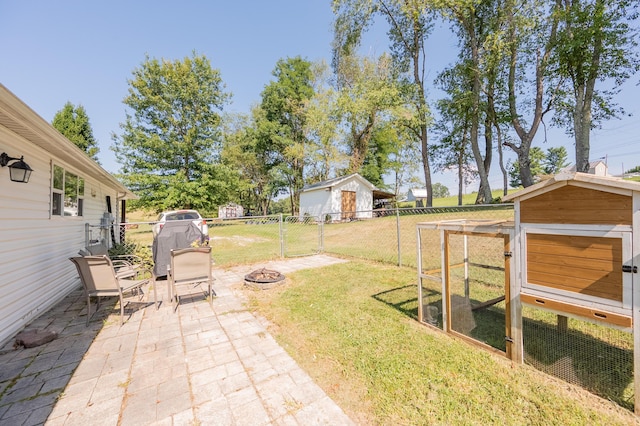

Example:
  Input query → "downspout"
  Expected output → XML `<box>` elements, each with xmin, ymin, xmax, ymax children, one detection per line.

<box><xmin>116</xmin><ymin>191</ymin><xmax>127</xmax><ymax>245</ymax></box>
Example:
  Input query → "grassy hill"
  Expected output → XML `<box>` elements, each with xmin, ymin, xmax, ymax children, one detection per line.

<box><xmin>403</xmin><ymin>188</ymin><xmax>520</xmax><ymax>208</ymax></box>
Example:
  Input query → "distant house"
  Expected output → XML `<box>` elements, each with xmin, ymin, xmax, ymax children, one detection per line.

<box><xmin>218</xmin><ymin>202</ymin><xmax>244</xmax><ymax>219</ymax></box>
<box><xmin>561</xmin><ymin>160</ymin><xmax>609</xmax><ymax>176</ymax></box>
<box><xmin>299</xmin><ymin>173</ymin><xmax>395</xmax><ymax>221</ymax></box>
<box><xmin>0</xmin><ymin>84</ymin><xmax>136</xmax><ymax>346</ymax></box>
<box><xmin>406</xmin><ymin>188</ymin><xmax>428</xmax><ymax>207</ymax></box>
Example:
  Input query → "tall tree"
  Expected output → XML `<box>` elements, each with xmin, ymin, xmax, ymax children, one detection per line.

<box><xmin>304</xmin><ymin>61</ymin><xmax>347</xmax><ymax>183</ymax></box>
<box><xmin>543</xmin><ymin>145</ymin><xmax>569</xmax><ymax>174</ymax></box>
<box><xmin>552</xmin><ymin>0</ymin><xmax>639</xmax><ymax>172</ymax></box>
<box><xmin>52</xmin><ymin>102</ymin><xmax>100</xmax><ymax>162</ymax></box>
<box><xmin>438</xmin><ymin>0</ymin><xmax>498</xmax><ymax>203</ymax></box>
<box><xmin>333</xmin><ymin>0</ymin><xmax>436</xmax><ymax>205</ymax></box>
<box><xmin>112</xmin><ymin>52</ymin><xmax>233</xmax><ymax>212</ymax></box>
<box><xmin>503</xmin><ymin>0</ymin><xmax>561</xmax><ymax>187</ymax></box>
<box><xmin>334</xmin><ymin>53</ymin><xmax>402</xmax><ymax>174</ymax></box>
<box><xmin>260</xmin><ymin>57</ymin><xmax>315</xmax><ymax>215</ymax></box>
<box><xmin>432</xmin><ymin>63</ymin><xmax>477</xmax><ymax>205</ymax></box>
<box><xmin>222</xmin><ymin>110</ymin><xmax>287</xmax><ymax>216</ymax></box>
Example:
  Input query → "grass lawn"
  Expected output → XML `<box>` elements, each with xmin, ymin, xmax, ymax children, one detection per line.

<box><xmin>423</xmin><ymin>189</ymin><xmax>519</xmax><ymax>207</ymax></box>
<box><xmin>244</xmin><ymin>259</ymin><xmax>636</xmax><ymax>425</ymax></box>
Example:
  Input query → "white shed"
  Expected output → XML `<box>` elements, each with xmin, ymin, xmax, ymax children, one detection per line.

<box><xmin>218</xmin><ymin>202</ymin><xmax>244</xmax><ymax>218</ymax></box>
<box><xmin>299</xmin><ymin>173</ymin><xmax>394</xmax><ymax>221</ymax></box>
<box><xmin>561</xmin><ymin>160</ymin><xmax>609</xmax><ymax>176</ymax></box>
<box><xmin>0</xmin><ymin>84</ymin><xmax>136</xmax><ymax>346</ymax></box>
<box><xmin>406</xmin><ymin>188</ymin><xmax>428</xmax><ymax>207</ymax></box>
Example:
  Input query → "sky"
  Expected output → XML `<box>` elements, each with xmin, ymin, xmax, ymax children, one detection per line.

<box><xmin>1</xmin><ymin>1</ymin><xmax>639</xmax><ymax>195</ymax></box>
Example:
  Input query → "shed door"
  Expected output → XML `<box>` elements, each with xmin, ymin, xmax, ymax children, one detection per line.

<box><xmin>341</xmin><ymin>191</ymin><xmax>356</xmax><ymax>220</ymax></box>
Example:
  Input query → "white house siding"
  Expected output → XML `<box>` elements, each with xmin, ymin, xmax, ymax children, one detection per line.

<box><xmin>0</xmin><ymin>94</ymin><xmax>129</xmax><ymax>346</ymax></box>
<box><xmin>299</xmin><ymin>189</ymin><xmax>331</xmax><ymax>219</ymax></box>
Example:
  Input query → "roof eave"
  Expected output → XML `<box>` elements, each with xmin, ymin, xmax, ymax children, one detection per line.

<box><xmin>503</xmin><ymin>171</ymin><xmax>640</xmax><ymax>201</ymax></box>
<box><xmin>0</xmin><ymin>84</ymin><xmax>135</xmax><ymax>199</ymax></box>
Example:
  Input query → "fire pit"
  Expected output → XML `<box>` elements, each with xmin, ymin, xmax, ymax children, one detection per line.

<box><xmin>244</xmin><ymin>268</ymin><xmax>286</xmax><ymax>290</ymax></box>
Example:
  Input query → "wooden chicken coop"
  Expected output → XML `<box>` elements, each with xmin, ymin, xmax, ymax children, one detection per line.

<box><xmin>417</xmin><ymin>172</ymin><xmax>640</xmax><ymax>413</ymax></box>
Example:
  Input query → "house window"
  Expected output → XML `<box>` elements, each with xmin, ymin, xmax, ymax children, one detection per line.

<box><xmin>52</xmin><ymin>165</ymin><xmax>84</xmax><ymax>217</ymax></box>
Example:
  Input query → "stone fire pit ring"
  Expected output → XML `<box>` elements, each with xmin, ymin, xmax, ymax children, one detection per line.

<box><xmin>244</xmin><ymin>268</ymin><xmax>286</xmax><ymax>290</ymax></box>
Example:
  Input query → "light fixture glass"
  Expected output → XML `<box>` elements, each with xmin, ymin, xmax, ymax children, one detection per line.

<box><xmin>0</xmin><ymin>152</ymin><xmax>33</xmax><ymax>183</ymax></box>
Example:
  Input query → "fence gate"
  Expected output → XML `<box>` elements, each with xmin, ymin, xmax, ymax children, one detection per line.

<box><xmin>283</xmin><ymin>215</ymin><xmax>322</xmax><ymax>257</ymax></box>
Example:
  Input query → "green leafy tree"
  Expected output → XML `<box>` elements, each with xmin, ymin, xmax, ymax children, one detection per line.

<box><xmin>334</xmin><ymin>53</ymin><xmax>402</xmax><ymax>174</ymax></box>
<box><xmin>112</xmin><ymin>52</ymin><xmax>233</xmax><ymax>212</ymax></box>
<box><xmin>222</xmin><ymin>109</ymin><xmax>287</xmax><ymax>216</ymax></box>
<box><xmin>260</xmin><ymin>57</ymin><xmax>315</xmax><ymax>215</ymax></box>
<box><xmin>508</xmin><ymin>146</ymin><xmax>567</xmax><ymax>187</ymax></box>
<box><xmin>552</xmin><ymin>0</ymin><xmax>639</xmax><ymax>173</ymax></box>
<box><xmin>304</xmin><ymin>61</ymin><xmax>347</xmax><ymax>183</ymax></box>
<box><xmin>543</xmin><ymin>146</ymin><xmax>569</xmax><ymax>174</ymax></box>
<box><xmin>432</xmin><ymin>62</ymin><xmax>479</xmax><ymax>205</ymax></box>
<box><xmin>437</xmin><ymin>0</ymin><xmax>506</xmax><ymax>203</ymax></box>
<box><xmin>359</xmin><ymin>124</ymin><xmax>398</xmax><ymax>188</ymax></box>
<box><xmin>333</xmin><ymin>0</ymin><xmax>435</xmax><ymax>205</ymax></box>
<box><xmin>432</xmin><ymin>182</ymin><xmax>450</xmax><ymax>198</ymax></box>
<box><xmin>52</xmin><ymin>102</ymin><xmax>100</xmax><ymax>162</ymax></box>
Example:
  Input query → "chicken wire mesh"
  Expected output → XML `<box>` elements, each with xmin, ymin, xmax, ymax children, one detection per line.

<box><xmin>522</xmin><ymin>305</ymin><xmax>634</xmax><ymax>410</ymax></box>
<box><xmin>418</xmin><ymin>226</ymin><xmax>444</xmax><ymax>329</ymax></box>
<box><xmin>446</xmin><ymin>233</ymin><xmax>508</xmax><ymax>352</ymax></box>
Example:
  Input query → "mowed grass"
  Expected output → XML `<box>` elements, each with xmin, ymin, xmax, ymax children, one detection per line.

<box><xmin>428</xmin><ymin>188</ymin><xmax>519</xmax><ymax>207</ymax></box>
<box><xmin>246</xmin><ymin>260</ymin><xmax>636</xmax><ymax>425</ymax></box>
<box><xmin>121</xmin><ymin>207</ymin><xmax>514</xmax><ymax>268</ymax></box>
<box><xmin>323</xmin><ymin>207</ymin><xmax>514</xmax><ymax>268</ymax></box>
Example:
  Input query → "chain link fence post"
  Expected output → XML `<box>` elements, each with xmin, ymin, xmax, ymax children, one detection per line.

<box><xmin>396</xmin><ymin>207</ymin><xmax>402</xmax><ymax>267</ymax></box>
<box><xmin>319</xmin><ymin>215</ymin><xmax>324</xmax><ymax>253</ymax></box>
<box><xmin>279</xmin><ymin>213</ymin><xmax>284</xmax><ymax>258</ymax></box>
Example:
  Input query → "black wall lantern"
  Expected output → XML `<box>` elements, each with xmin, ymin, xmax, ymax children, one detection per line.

<box><xmin>0</xmin><ymin>152</ymin><xmax>33</xmax><ymax>183</ymax></box>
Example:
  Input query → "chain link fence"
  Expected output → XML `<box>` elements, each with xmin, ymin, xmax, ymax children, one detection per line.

<box><xmin>322</xmin><ymin>204</ymin><xmax>514</xmax><ymax>268</ymax></box>
<box><xmin>111</xmin><ymin>204</ymin><xmax>514</xmax><ymax>268</ymax></box>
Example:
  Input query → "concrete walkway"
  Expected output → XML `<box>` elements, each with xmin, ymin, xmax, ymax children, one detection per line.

<box><xmin>0</xmin><ymin>255</ymin><xmax>353</xmax><ymax>426</ymax></box>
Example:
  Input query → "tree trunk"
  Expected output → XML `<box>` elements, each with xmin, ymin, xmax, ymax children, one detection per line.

<box><xmin>349</xmin><ymin>114</ymin><xmax>375</xmax><ymax>173</ymax></box>
<box><xmin>421</xmin><ymin>126</ymin><xmax>433</xmax><ymax>207</ymax></box>
<box><xmin>518</xmin><ymin>143</ymin><xmax>535</xmax><ymax>187</ymax></box>
<box><xmin>457</xmin><ymin>153</ymin><xmax>464</xmax><ymax>206</ymax></box>
<box><xmin>496</xmin><ymin>124</ymin><xmax>508</xmax><ymax>196</ymax></box>
<box><xmin>487</xmin><ymin>81</ymin><xmax>508</xmax><ymax>196</ymax></box>
<box><xmin>466</xmin><ymin>17</ymin><xmax>492</xmax><ymax>204</ymax></box>
<box><xmin>505</xmin><ymin>0</ymin><xmax>558</xmax><ymax>188</ymax></box>
<box><xmin>573</xmin><ymin>85</ymin><xmax>590</xmax><ymax>173</ymax></box>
